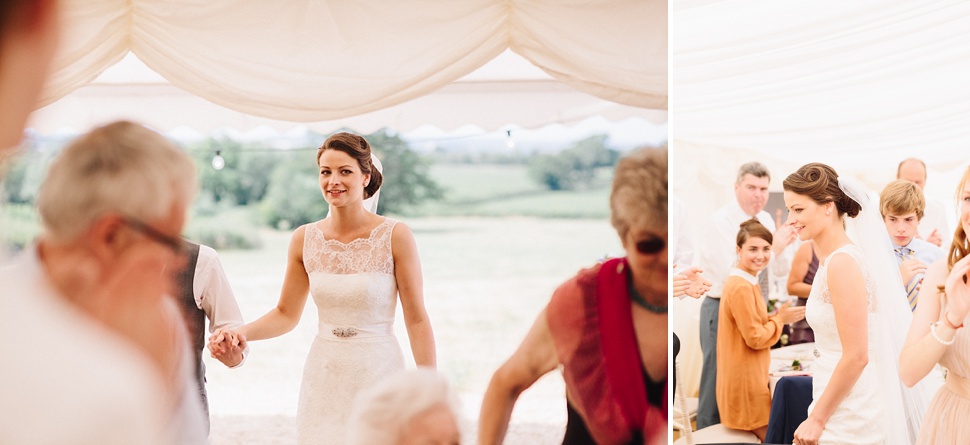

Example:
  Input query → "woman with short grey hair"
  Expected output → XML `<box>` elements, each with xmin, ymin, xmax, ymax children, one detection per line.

<box><xmin>347</xmin><ymin>368</ymin><xmax>461</xmax><ymax>445</ymax></box>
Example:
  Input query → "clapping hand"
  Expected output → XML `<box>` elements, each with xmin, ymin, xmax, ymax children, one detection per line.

<box><xmin>945</xmin><ymin>255</ymin><xmax>970</xmax><ymax>325</ymax></box>
<box><xmin>772</xmin><ymin>224</ymin><xmax>797</xmax><ymax>255</ymax></box>
<box><xmin>209</xmin><ymin>327</ymin><xmax>247</xmax><ymax>367</ymax></box>
<box><xmin>673</xmin><ymin>266</ymin><xmax>712</xmax><ymax>299</ymax></box>
<box><xmin>775</xmin><ymin>300</ymin><xmax>806</xmax><ymax>325</ymax></box>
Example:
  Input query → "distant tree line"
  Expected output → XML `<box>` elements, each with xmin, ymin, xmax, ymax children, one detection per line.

<box><xmin>527</xmin><ymin>135</ymin><xmax>621</xmax><ymax>190</ymax></box>
<box><xmin>190</xmin><ymin>129</ymin><xmax>446</xmax><ymax>229</ymax></box>
<box><xmin>1</xmin><ymin>130</ymin><xmax>624</xmax><ymax>240</ymax></box>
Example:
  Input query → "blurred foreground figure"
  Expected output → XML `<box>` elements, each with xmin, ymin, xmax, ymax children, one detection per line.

<box><xmin>0</xmin><ymin>0</ymin><xmax>60</xmax><ymax>153</ymax></box>
<box><xmin>0</xmin><ymin>121</ymin><xmax>206</xmax><ymax>444</ymax></box>
<box><xmin>347</xmin><ymin>368</ymin><xmax>461</xmax><ymax>445</ymax></box>
<box><xmin>479</xmin><ymin>147</ymin><xmax>669</xmax><ymax>445</ymax></box>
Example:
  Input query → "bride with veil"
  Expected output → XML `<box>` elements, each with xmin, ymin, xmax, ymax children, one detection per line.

<box><xmin>782</xmin><ymin>163</ymin><xmax>938</xmax><ymax>445</ymax></box>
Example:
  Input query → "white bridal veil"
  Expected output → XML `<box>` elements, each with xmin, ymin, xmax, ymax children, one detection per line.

<box><xmin>362</xmin><ymin>153</ymin><xmax>383</xmax><ymax>214</ymax></box>
<box><xmin>838</xmin><ymin>176</ymin><xmax>941</xmax><ymax>444</ymax></box>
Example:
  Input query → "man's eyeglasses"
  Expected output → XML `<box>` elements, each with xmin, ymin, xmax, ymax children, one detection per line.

<box><xmin>123</xmin><ymin>218</ymin><xmax>185</xmax><ymax>255</ymax></box>
<box><xmin>636</xmin><ymin>237</ymin><xmax>666</xmax><ymax>255</ymax></box>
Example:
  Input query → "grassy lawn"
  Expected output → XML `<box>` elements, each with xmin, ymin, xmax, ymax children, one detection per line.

<box><xmin>204</xmin><ymin>217</ymin><xmax>624</xmax><ymax>427</ymax></box>
<box><xmin>0</xmin><ymin>203</ymin><xmax>40</xmax><ymax>249</ymax></box>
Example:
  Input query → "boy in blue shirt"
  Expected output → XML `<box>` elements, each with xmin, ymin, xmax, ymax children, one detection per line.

<box><xmin>880</xmin><ymin>179</ymin><xmax>945</xmax><ymax>311</ymax></box>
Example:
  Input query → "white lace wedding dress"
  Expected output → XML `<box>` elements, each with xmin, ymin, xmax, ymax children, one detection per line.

<box><xmin>297</xmin><ymin>218</ymin><xmax>405</xmax><ymax>444</ymax></box>
<box><xmin>806</xmin><ymin>244</ymin><xmax>884</xmax><ymax>445</ymax></box>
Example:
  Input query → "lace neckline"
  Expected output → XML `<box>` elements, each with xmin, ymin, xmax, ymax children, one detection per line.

<box><xmin>314</xmin><ymin>218</ymin><xmax>388</xmax><ymax>246</ymax></box>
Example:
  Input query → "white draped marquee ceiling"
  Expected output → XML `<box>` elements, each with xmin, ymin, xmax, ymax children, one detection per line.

<box><xmin>29</xmin><ymin>0</ymin><xmax>666</xmax><ymax>134</ymax></box>
<box><xmin>673</xmin><ymin>0</ymin><xmax>970</xmax><ymax>190</ymax></box>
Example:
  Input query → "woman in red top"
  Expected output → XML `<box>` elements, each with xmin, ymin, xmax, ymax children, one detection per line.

<box><xmin>478</xmin><ymin>147</ymin><xmax>669</xmax><ymax>445</ymax></box>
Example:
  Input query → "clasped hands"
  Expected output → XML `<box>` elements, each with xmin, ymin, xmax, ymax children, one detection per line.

<box><xmin>208</xmin><ymin>327</ymin><xmax>247</xmax><ymax>368</ymax></box>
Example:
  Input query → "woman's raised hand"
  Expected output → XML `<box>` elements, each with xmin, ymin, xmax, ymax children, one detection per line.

<box><xmin>945</xmin><ymin>254</ymin><xmax>970</xmax><ymax>324</ymax></box>
<box><xmin>775</xmin><ymin>300</ymin><xmax>806</xmax><ymax>325</ymax></box>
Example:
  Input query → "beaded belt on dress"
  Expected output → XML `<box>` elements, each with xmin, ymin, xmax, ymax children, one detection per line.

<box><xmin>318</xmin><ymin>322</ymin><xmax>392</xmax><ymax>339</ymax></box>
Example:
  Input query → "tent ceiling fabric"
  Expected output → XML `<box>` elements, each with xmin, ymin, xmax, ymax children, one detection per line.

<box><xmin>38</xmin><ymin>0</ymin><xmax>666</xmax><ymax>128</ymax></box>
<box><xmin>673</xmin><ymin>0</ymin><xmax>970</xmax><ymax>168</ymax></box>
<box><xmin>672</xmin><ymin>0</ymin><xmax>970</xmax><ymax>245</ymax></box>
<box><xmin>29</xmin><ymin>74</ymin><xmax>665</xmax><ymax>135</ymax></box>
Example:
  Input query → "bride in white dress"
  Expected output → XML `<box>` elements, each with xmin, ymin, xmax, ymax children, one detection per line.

<box><xmin>782</xmin><ymin>163</ymin><xmax>936</xmax><ymax>445</ymax></box>
<box><xmin>210</xmin><ymin>132</ymin><xmax>437</xmax><ymax>444</ymax></box>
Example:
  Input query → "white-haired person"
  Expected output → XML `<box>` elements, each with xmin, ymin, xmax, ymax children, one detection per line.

<box><xmin>0</xmin><ymin>120</ymin><xmax>208</xmax><ymax>443</ymax></box>
<box><xmin>479</xmin><ymin>147</ymin><xmax>668</xmax><ymax>445</ymax></box>
<box><xmin>346</xmin><ymin>368</ymin><xmax>461</xmax><ymax>445</ymax></box>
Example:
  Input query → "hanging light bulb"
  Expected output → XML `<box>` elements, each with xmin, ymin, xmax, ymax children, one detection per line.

<box><xmin>505</xmin><ymin>129</ymin><xmax>515</xmax><ymax>149</ymax></box>
<box><xmin>211</xmin><ymin>150</ymin><xmax>225</xmax><ymax>170</ymax></box>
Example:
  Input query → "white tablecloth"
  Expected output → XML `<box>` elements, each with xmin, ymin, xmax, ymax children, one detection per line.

<box><xmin>769</xmin><ymin>342</ymin><xmax>815</xmax><ymax>394</ymax></box>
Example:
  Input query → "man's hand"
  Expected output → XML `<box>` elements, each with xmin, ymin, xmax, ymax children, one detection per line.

<box><xmin>674</xmin><ymin>266</ymin><xmax>712</xmax><ymax>299</ymax></box>
<box><xmin>899</xmin><ymin>258</ymin><xmax>928</xmax><ymax>289</ymax></box>
<box><xmin>772</xmin><ymin>224</ymin><xmax>797</xmax><ymax>255</ymax></box>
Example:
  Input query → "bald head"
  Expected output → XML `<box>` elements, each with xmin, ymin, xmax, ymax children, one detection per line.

<box><xmin>897</xmin><ymin>158</ymin><xmax>927</xmax><ymax>189</ymax></box>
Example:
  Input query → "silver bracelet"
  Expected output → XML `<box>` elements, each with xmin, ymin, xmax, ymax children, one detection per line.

<box><xmin>930</xmin><ymin>321</ymin><xmax>955</xmax><ymax>346</ymax></box>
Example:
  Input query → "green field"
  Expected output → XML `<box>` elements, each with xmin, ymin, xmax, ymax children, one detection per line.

<box><xmin>1</xmin><ymin>162</ymin><xmax>612</xmax><ymax>249</ymax></box>
<box><xmin>405</xmin><ymin>163</ymin><xmax>612</xmax><ymax>218</ymax></box>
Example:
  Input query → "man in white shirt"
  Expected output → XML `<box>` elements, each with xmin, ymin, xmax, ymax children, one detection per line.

<box><xmin>177</xmin><ymin>241</ymin><xmax>248</xmax><ymax>429</ymax></box>
<box><xmin>695</xmin><ymin>162</ymin><xmax>796</xmax><ymax>429</ymax></box>
<box><xmin>897</xmin><ymin>158</ymin><xmax>950</xmax><ymax>248</ymax></box>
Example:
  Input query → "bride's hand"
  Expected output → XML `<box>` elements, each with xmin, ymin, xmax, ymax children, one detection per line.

<box><xmin>792</xmin><ymin>415</ymin><xmax>824</xmax><ymax>445</ymax></box>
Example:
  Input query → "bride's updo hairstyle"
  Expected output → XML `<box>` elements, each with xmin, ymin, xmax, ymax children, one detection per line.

<box><xmin>317</xmin><ymin>132</ymin><xmax>383</xmax><ymax>199</ymax></box>
<box><xmin>782</xmin><ymin>162</ymin><xmax>861</xmax><ymax>218</ymax></box>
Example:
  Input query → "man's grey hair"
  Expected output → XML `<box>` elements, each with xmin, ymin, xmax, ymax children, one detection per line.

<box><xmin>36</xmin><ymin>120</ymin><xmax>197</xmax><ymax>241</ymax></box>
<box><xmin>736</xmin><ymin>161</ymin><xmax>771</xmax><ymax>184</ymax></box>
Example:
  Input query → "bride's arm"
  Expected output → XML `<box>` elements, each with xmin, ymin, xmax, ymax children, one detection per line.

<box><xmin>393</xmin><ymin>222</ymin><xmax>437</xmax><ymax>368</ymax></box>
<box><xmin>238</xmin><ymin>225</ymin><xmax>312</xmax><ymax>341</ymax></box>
<box><xmin>794</xmin><ymin>253</ymin><xmax>870</xmax><ymax>441</ymax></box>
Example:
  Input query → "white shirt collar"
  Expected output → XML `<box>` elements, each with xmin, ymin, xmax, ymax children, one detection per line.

<box><xmin>729</xmin><ymin>267</ymin><xmax>759</xmax><ymax>285</ymax></box>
